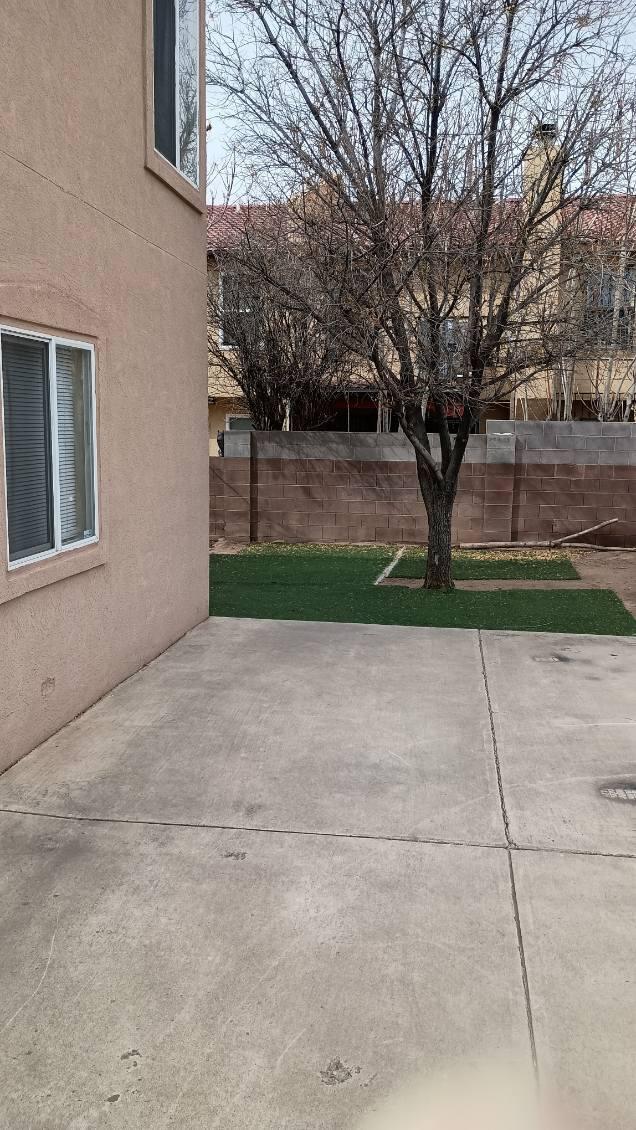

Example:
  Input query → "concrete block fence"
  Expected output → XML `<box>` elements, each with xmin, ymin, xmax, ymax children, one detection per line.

<box><xmin>209</xmin><ymin>424</ymin><xmax>636</xmax><ymax>547</ymax></box>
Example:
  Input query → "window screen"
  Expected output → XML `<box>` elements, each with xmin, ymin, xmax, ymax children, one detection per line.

<box><xmin>55</xmin><ymin>345</ymin><xmax>95</xmax><ymax>545</ymax></box>
<box><xmin>178</xmin><ymin>0</ymin><xmax>199</xmax><ymax>183</ymax></box>
<box><xmin>1</xmin><ymin>335</ymin><xmax>54</xmax><ymax>562</ymax></box>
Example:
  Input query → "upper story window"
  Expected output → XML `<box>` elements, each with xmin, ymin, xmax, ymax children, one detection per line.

<box><xmin>417</xmin><ymin>315</ymin><xmax>468</xmax><ymax>380</ymax></box>
<box><xmin>1</xmin><ymin>328</ymin><xmax>98</xmax><ymax>568</ymax></box>
<box><xmin>220</xmin><ymin>274</ymin><xmax>254</xmax><ymax>347</ymax></box>
<box><xmin>153</xmin><ymin>0</ymin><xmax>200</xmax><ymax>186</ymax></box>
<box><xmin>585</xmin><ymin>266</ymin><xmax>636</xmax><ymax>349</ymax></box>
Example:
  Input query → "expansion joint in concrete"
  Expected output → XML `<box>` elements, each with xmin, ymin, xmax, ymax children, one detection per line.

<box><xmin>478</xmin><ymin>629</ymin><xmax>539</xmax><ymax>1081</ymax></box>
<box><xmin>477</xmin><ymin>630</ymin><xmax>514</xmax><ymax>847</ymax></box>
<box><xmin>0</xmin><ymin>807</ymin><xmax>635</xmax><ymax>862</ymax></box>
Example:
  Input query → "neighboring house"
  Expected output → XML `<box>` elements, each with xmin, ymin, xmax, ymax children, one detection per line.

<box><xmin>207</xmin><ymin>207</ymin><xmax>264</xmax><ymax>449</ymax></box>
<box><xmin>207</xmin><ymin>180</ymin><xmax>636</xmax><ymax>451</ymax></box>
<box><xmin>0</xmin><ymin>0</ymin><xmax>209</xmax><ymax>770</ymax></box>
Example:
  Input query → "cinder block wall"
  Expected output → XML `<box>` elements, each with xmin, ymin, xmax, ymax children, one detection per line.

<box><xmin>490</xmin><ymin>421</ymin><xmax>636</xmax><ymax>547</ymax></box>
<box><xmin>210</xmin><ymin>457</ymin><xmax>251</xmax><ymax>542</ymax></box>
<box><xmin>209</xmin><ymin>424</ymin><xmax>636</xmax><ymax>546</ymax></box>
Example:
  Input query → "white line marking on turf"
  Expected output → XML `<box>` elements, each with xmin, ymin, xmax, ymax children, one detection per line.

<box><xmin>374</xmin><ymin>546</ymin><xmax>406</xmax><ymax>585</ymax></box>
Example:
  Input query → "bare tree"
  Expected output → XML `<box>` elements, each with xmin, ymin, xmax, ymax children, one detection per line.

<box><xmin>207</xmin><ymin>0</ymin><xmax>636</xmax><ymax>587</ymax></box>
<box><xmin>208</xmin><ymin>229</ymin><xmax>355</xmax><ymax>429</ymax></box>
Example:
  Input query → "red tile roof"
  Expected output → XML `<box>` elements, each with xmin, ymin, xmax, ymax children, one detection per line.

<box><xmin>207</xmin><ymin>204</ymin><xmax>280</xmax><ymax>254</ymax></box>
<box><xmin>207</xmin><ymin>194</ymin><xmax>636</xmax><ymax>255</ymax></box>
<box><xmin>571</xmin><ymin>194</ymin><xmax>636</xmax><ymax>241</ymax></box>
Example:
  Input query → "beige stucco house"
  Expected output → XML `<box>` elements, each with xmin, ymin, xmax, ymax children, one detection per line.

<box><xmin>207</xmin><ymin>181</ymin><xmax>636</xmax><ymax>447</ymax></box>
<box><xmin>0</xmin><ymin>0</ymin><xmax>209</xmax><ymax>771</ymax></box>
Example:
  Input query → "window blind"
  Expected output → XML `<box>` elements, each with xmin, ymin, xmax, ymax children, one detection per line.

<box><xmin>55</xmin><ymin>345</ymin><xmax>94</xmax><ymax>545</ymax></box>
<box><xmin>154</xmin><ymin>0</ymin><xmax>177</xmax><ymax>165</ymax></box>
<box><xmin>1</xmin><ymin>335</ymin><xmax>54</xmax><ymax>562</ymax></box>
<box><xmin>178</xmin><ymin>0</ymin><xmax>199</xmax><ymax>182</ymax></box>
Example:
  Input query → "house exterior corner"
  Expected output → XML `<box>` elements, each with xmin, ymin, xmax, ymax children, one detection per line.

<box><xmin>0</xmin><ymin>0</ymin><xmax>209</xmax><ymax>771</ymax></box>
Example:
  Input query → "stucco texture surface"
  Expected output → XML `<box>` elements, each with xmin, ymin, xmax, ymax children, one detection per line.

<box><xmin>0</xmin><ymin>0</ymin><xmax>209</xmax><ymax>769</ymax></box>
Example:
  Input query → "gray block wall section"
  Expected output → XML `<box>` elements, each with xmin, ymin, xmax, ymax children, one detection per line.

<box><xmin>224</xmin><ymin>430</ymin><xmax>490</xmax><ymax>463</ymax></box>
<box><xmin>223</xmin><ymin>432</ymin><xmax>252</xmax><ymax>459</ymax></box>
<box><xmin>486</xmin><ymin>420</ymin><xmax>636</xmax><ymax>465</ymax></box>
<box><xmin>223</xmin><ymin>424</ymin><xmax>636</xmax><ymax>466</ymax></box>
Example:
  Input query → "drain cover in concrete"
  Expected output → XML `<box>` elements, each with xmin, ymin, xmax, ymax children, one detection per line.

<box><xmin>599</xmin><ymin>785</ymin><xmax>636</xmax><ymax>802</ymax></box>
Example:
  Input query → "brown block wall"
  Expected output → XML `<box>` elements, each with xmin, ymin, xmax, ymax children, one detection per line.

<box><xmin>210</xmin><ymin>456</ymin><xmax>509</xmax><ymax>545</ymax></box>
<box><xmin>254</xmin><ymin>457</ymin><xmax>424</xmax><ymax>544</ymax></box>
<box><xmin>495</xmin><ymin>419</ymin><xmax>636</xmax><ymax>547</ymax></box>
<box><xmin>209</xmin><ymin>457</ymin><xmax>251</xmax><ymax>543</ymax></box>
<box><xmin>211</xmin><ymin>425</ymin><xmax>636</xmax><ymax>547</ymax></box>
<box><xmin>512</xmin><ymin>463</ymin><xmax>636</xmax><ymax>547</ymax></box>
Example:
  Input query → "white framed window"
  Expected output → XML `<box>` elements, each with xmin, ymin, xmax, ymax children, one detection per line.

<box><xmin>225</xmin><ymin>413</ymin><xmax>254</xmax><ymax>431</ymax></box>
<box><xmin>219</xmin><ymin>273</ymin><xmax>253</xmax><ymax>348</ymax></box>
<box><xmin>153</xmin><ymin>0</ymin><xmax>200</xmax><ymax>187</ymax></box>
<box><xmin>585</xmin><ymin>266</ymin><xmax>636</xmax><ymax>348</ymax></box>
<box><xmin>0</xmin><ymin>327</ymin><xmax>98</xmax><ymax>569</ymax></box>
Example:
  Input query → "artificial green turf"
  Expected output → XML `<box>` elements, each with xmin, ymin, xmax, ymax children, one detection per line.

<box><xmin>210</xmin><ymin>550</ymin><xmax>636</xmax><ymax>635</ymax></box>
<box><xmin>391</xmin><ymin>549</ymin><xmax>579</xmax><ymax>580</ymax></box>
<box><xmin>215</xmin><ymin>545</ymin><xmax>392</xmax><ymax>587</ymax></box>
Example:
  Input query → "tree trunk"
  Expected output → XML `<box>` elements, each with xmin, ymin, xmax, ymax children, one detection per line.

<box><xmin>413</xmin><ymin>449</ymin><xmax>457</xmax><ymax>590</ymax></box>
<box><xmin>424</xmin><ymin>487</ymin><xmax>455</xmax><ymax>590</ymax></box>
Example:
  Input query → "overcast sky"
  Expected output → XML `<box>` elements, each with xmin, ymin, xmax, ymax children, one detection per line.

<box><xmin>204</xmin><ymin>11</ymin><xmax>636</xmax><ymax>205</ymax></box>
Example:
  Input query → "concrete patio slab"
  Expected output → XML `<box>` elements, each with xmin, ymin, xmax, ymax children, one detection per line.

<box><xmin>513</xmin><ymin>851</ymin><xmax>636</xmax><ymax>1130</ymax></box>
<box><xmin>2</xmin><ymin>617</ymin><xmax>636</xmax><ymax>1128</ymax></box>
<box><xmin>481</xmin><ymin>631</ymin><xmax>636</xmax><ymax>854</ymax></box>
<box><xmin>0</xmin><ymin>812</ymin><xmax>529</xmax><ymax>1130</ymax></box>
<box><xmin>0</xmin><ymin>618</ymin><xmax>505</xmax><ymax>847</ymax></box>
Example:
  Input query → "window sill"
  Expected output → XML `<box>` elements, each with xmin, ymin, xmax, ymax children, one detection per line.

<box><xmin>0</xmin><ymin>539</ymin><xmax>106</xmax><ymax>607</ymax></box>
<box><xmin>145</xmin><ymin>147</ymin><xmax>206</xmax><ymax>214</ymax></box>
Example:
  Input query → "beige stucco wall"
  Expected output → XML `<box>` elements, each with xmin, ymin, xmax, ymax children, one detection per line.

<box><xmin>208</xmin><ymin>398</ymin><xmax>251</xmax><ymax>453</ymax></box>
<box><xmin>207</xmin><ymin>263</ymin><xmax>249</xmax><ymax>451</ymax></box>
<box><xmin>0</xmin><ymin>0</ymin><xmax>209</xmax><ymax>771</ymax></box>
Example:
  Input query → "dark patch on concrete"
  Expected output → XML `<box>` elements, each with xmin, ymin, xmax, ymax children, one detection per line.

<box><xmin>244</xmin><ymin>803</ymin><xmax>263</xmax><ymax>818</ymax></box>
<box><xmin>231</xmin><ymin>800</ymin><xmax>264</xmax><ymax>818</ymax></box>
<box><xmin>224</xmin><ymin>851</ymin><xmax>247</xmax><ymax>860</ymax></box>
<box><xmin>599</xmin><ymin>783</ymin><xmax>636</xmax><ymax>802</ymax></box>
<box><xmin>120</xmin><ymin>1050</ymin><xmax>141</xmax><ymax>1060</ymax></box>
<box><xmin>106</xmin><ymin>1094</ymin><xmax>120</xmax><ymax>1103</ymax></box>
<box><xmin>40</xmin><ymin>677</ymin><xmax>56</xmax><ymax>698</ymax></box>
<box><xmin>320</xmin><ymin>1058</ymin><xmax>359</xmax><ymax>1086</ymax></box>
